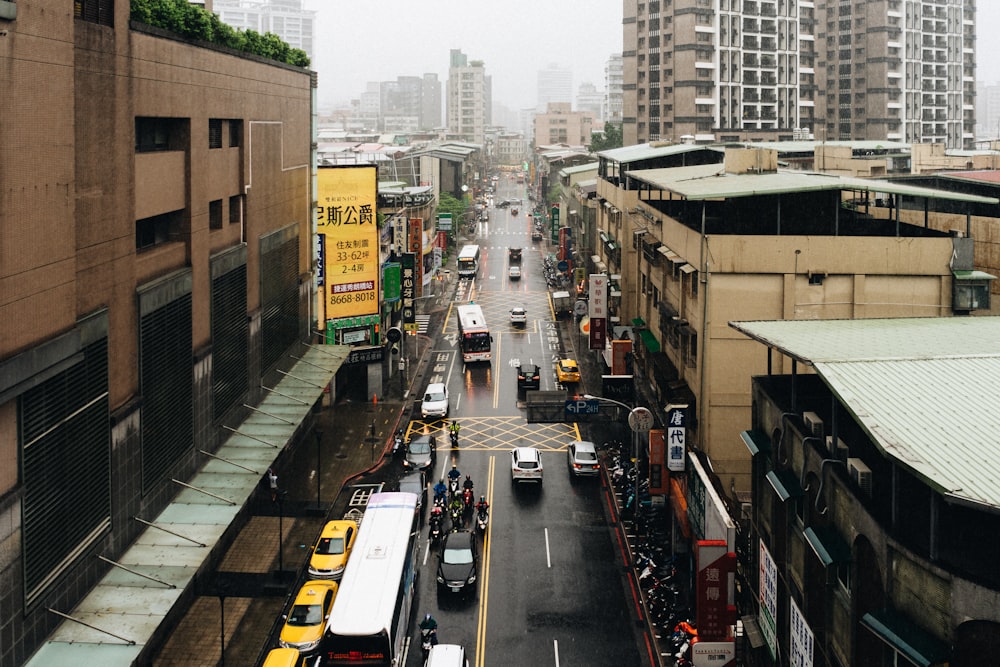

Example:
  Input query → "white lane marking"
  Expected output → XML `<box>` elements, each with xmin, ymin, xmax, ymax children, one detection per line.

<box><xmin>544</xmin><ymin>527</ymin><xmax>552</xmax><ymax>568</ymax></box>
<box><xmin>553</xmin><ymin>639</ymin><xmax>560</xmax><ymax>667</ymax></box>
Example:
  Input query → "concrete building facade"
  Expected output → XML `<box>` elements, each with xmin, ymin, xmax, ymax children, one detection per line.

<box><xmin>534</xmin><ymin>103</ymin><xmax>597</xmax><ymax>148</ymax></box>
<box><xmin>0</xmin><ymin>2</ymin><xmax>314</xmax><ymax>664</ymax></box>
<box><xmin>622</xmin><ymin>0</ymin><xmax>976</xmax><ymax>149</ymax></box>
<box><xmin>447</xmin><ymin>49</ymin><xmax>491</xmax><ymax>144</ymax></box>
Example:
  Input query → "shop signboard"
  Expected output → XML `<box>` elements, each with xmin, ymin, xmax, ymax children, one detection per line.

<box><xmin>666</xmin><ymin>404</ymin><xmax>688</xmax><ymax>472</ymax></box>
<box><xmin>760</xmin><ymin>541</ymin><xmax>778</xmax><ymax>660</ymax></box>
<box><xmin>402</xmin><ymin>253</ymin><xmax>417</xmax><ymax>332</ymax></box>
<box><xmin>790</xmin><ymin>598</ymin><xmax>814</xmax><ymax>667</ymax></box>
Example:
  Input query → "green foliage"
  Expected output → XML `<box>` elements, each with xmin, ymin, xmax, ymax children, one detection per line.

<box><xmin>437</xmin><ymin>192</ymin><xmax>467</xmax><ymax>220</ymax></box>
<box><xmin>130</xmin><ymin>0</ymin><xmax>310</xmax><ymax>68</ymax></box>
<box><xmin>590</xmin><ymin>122</ymin><xmax>624</xmax><ymax>152</ymax></box>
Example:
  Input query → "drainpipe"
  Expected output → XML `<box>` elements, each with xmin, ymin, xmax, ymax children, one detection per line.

<box><xmin>698</xmin><ymin>202</ymin><xmax>709</xmax><ymax>448</ymax></box>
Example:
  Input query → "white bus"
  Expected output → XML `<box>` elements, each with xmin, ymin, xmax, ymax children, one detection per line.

<box><xmin>320</xmin><ymin>492</ymin><xmax>419</xmax><ymax>667</ymax></box>
<box><xmin>456</xmin><ymin>245</ymin><xmax>481</xmax><ymax>278</ymax></box>
<box><xmin>456</xmin><ymin>303</ymin><xmax>492</xmax><ymax>363</ymax></box>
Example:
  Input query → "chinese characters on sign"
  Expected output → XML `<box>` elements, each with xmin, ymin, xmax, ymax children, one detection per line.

<box><xmin>589</xmin><ymin>273</ymin><xmax>607</xmax><ymax>351</ymax></box>
<box><xmin>789</xmin><ymin>598</ymin><xmax>814</xmax><ymax>667</ymax></box>
<box><xmin>317</xmin><ymin>166</ymin><xmax>379</xmax><ymax>320</ymax></box>
<box><xmin>695</xmin><ymin>540</ymin><xmax>736</xmax><ymax>641</ymax></box>
<box><xmin>401</xmin><ymin>253</ymin><xmax>417</xmax><ymax>332</ymax></box>
<box><xmin>760</xmin><ymin>541</ymin><xmax>778</xmax><ymax>660</ymax></box>
<box><xmin>666</xmin><ymin>404</ymin><xmax>688</xmax><ymax>472</ymax></box>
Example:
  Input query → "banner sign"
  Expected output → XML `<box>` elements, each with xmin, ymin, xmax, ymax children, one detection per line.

<box><xmin>408</xmin><ymin>218</ymin><xmax>423</xmax><ymax>298</ymax></box>
<box><xmin>648</xmin><ymin>429</ymin><xmax>666</xmax><ymax>495</ymax></box>
<box><xmin>317</xmin><ymin>166</ymin><xmax>379</xmax><ymax>319</ymax></box>
<box><xmin>402</xmin><ymin>253</ymin><xmax>417</xmax><ymax>331</ymax></box>
<box><xmin>589</xmin><ymin>316</ymin><xmax>606</xmax><ymax>351</ymax></box>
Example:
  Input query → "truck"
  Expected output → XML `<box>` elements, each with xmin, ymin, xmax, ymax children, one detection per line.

<box><xmin>551</xmin><ymin>290</ymin><xmax>572</xmax><ymax>316</ymax></box>
<box><xmin>508</xmin><ymin>247</ymin><xmax>522</xmax><ymax>264</ymax></box>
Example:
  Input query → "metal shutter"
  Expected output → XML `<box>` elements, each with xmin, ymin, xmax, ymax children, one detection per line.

<box><xmin>211</xmin><ymin>264</ymin><xmax>248</xmax><ymax>421</ymax></box>
<box><xmin>260</xmin><ymin>236</ymin><xmax>299</xmax><ymax>372</ymax></box>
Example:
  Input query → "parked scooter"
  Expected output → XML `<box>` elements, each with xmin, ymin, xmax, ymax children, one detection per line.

<box><xmin>392</xmin><ymin>428</ymin><xmax>404</xmax><ymax>456</ymax></box>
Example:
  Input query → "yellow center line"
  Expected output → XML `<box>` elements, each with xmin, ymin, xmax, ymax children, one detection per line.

<box><xmin>475</xmin><ymin>455</ymin><xmax>495</xmax><ymax>667</ymax></box>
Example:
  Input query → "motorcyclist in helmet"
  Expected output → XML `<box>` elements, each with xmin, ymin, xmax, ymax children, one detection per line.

<box><xmin>462</xmin><ymin>475</ymin><xmax>474</xmax><ymax>492</ymax></box>
<box><xmin>433</xmin><ymin>479</ymin><xmax>447</xmax><ymax>503</ymax></box>
<box><xmin>447</xmin><ymin>464</ymin><xmax>461</xmax><ymax>482</ymax></box>
<box><xmin>476</xmin><ymin>495</ymin><xmax>489</xmax><ymax>513</ymax></box>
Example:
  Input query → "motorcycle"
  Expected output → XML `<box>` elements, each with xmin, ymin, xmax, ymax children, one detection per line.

<box><xmin>421</xmin><ymin>627</ymin><xmax>438</xmax><ymax>658</ymax></box>
<box><xmin>449</xmin><ymin>505</ymin><xmax>464</xmax><ymax>530</ymax></box>
<box><xmin>449</xmin><ymin>430</ymin><xmax>459</xmax><ymax>448</ymax></box>
<box><xmin>448</xmin><ymin>477</ymin><xmax>460</xmax><ymax>498</ymax></box>
<box><xmin>428</xmin><ymin>514</ymin><xmax>443</xmax><ymax>543</ymax></box>
<box><xmin>392</xmin><ymin>429</ymin><xmax>404</xmax><ymax>456</ymax></box>
<box><xmin>462</xmin><ymin>487</ymin><xmax>474</xmax><ymax>510</ymax></box>
<box><xmin>476</xmin><ymin>506</ymin><xmax>489</xmax><ymax>533</ymax></box>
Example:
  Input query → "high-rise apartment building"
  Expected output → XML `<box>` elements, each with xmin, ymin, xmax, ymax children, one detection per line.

<box><xmin>577</xmin><ymin>82</ymin><xmax>605</xmax><ymax>124</ymax></box>
<box><xmin>380</xmin><ymin>75</ymin><xmax>441</xmax><ymax>132</ymax></box>
<box><xmin>605</xmin><ymin>53</ymin><xmax>624</xmax><ymax>125</ymax></box>
<box><xmin>623</xmin><ymin>0</ymin><xmax>976</xmax><ymax>149</ymax></box>
<box><xmin>213</xmin><ymin>0</ymin><xmax>315</xmax><ymax>61</ymax></box>
<box><xmin>537</xmin><ymin>63</ymin><xmax>574</xmax><ymax>111</ymax></box>
<box><xmin>447</xmin><ymin>49</ymin><xmax>491</xmax><ymax>144</ymax></box>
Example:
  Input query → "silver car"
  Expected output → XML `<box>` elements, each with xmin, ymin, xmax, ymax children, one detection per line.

<box><xmin>567</xmin><ymin>440</ymin><xmax>599</xmax><ymax>477</ymax></box>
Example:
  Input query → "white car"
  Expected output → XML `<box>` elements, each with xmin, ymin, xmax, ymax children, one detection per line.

<box><xmin>508</xmin><ymin>265</ymin><xmax>521</xmax><ymax>280</ymax></box>
<box><xmin>509</xmin><ymin>306</ymin><xmax>527</xmax><ymax>324</ymax></box>
<box><xmin>421</xmin><ymin>382</ymin><xmax>449</xmax><ymax>419</ymax></box>
<box><xmin>510</xmin><ymin>446</ymin><xmax>543</xmax><ymax>484</ymax></box>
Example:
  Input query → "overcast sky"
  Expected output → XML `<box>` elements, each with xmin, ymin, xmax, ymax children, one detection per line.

<box><xmin>304</xmin><ymin>2</ymin><xmax>1000</xmax><ymax>111</ymax></box>
<box><xmin>303</xmin><ymin>0</ymin><xmax>622</xmax><ymax>111</ymax></box>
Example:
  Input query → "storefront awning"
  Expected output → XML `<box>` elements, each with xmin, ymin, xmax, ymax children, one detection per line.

<box><xmin>766</xmin><ymin>468</ymin><xmax>804</xmax><ymax>502</ymax></box>
<box><xmin>804</xmin><ymin>526</ymin><xmax>851</xmax><ymax>566</ymax></box>
<box><xmin>632</xmin><ymin>317</ymin><xmax>646</xmax><ymax>326</ymax></box>
<box><xmin>637</xmin><ymin>328</ymin><xmax>661</xmax><ymax>353</ymax></box>
<box><xmin>740</xmin><ymin>429</ymin><xmax>772</xmax><ymax>456</ymax></box>
<box><xmin>679</xmin><ymin>263</ymin><xmax>696</xmax><ymax>275</ymax></box>
<box><xmin>861</xmin><ymin>609</ymin><xmax>950</xmax><ymax>667</ymax></box>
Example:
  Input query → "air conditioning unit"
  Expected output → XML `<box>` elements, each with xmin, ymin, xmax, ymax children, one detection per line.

<box><xmin>848</xmin><ymin>458</ymin><xmax>873</xmax><ymax>496</ymax></box>
<box><xmin>803</xmin><ymin>411</ymin><xmax>824</xmax><ymax>439</ymax></box>
<box><xmin>826</xmin><ymin>436</ymin><xmax>849</xmax><ymax>462</ymax></box>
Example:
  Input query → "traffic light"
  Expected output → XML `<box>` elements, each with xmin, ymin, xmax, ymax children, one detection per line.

<box><xmin>386</xmin><ymin>327</ymin><xmax>402</xmax><ymax>344</ymax></box>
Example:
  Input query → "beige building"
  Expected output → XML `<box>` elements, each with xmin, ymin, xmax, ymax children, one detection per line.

<box><xmin>534</xmin><ymin>103</ymin><xmax>596</xmax><ymax>148</ymax></box>
<box><xmin>1</xmin><ymin>2</ymin><xmax>317</xmax><ymax>664</ymax></box>
<box><xmin>447</xmin><ymin>49</ymin><xmax>491</xmax><ymax>144</ymax></box>
<box><xmin>623</xmin><ymin>0</ymin><xmax>977</xmax><ymax>149</ymax></box>
<box><xmin>593</xmin><ymin>146</ymin><xmax>995</xmax><ymax>496</ymax></box>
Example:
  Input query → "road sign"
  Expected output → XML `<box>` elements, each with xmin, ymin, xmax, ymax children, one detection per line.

<box><xmin>565</xmin><ymin>399</ymin><xmax>601</xmax><ymax>416</ymax></box>
<box><xmin>557</xmin><ymin>260</ymin><xmax>569</xmax><ymax>272</ymax></box>
<box><xmin>628</xmin><ymin>406</ymin><xmax>655</xmax><ymax>432</ymax></box>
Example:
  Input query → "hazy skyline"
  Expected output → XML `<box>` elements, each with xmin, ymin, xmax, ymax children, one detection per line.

<box><xmin>304</xmin><ymin>2</ymin><xmax>1000</xmax><ymax>115</ymax></box>
<box><xmin>303</xmin><ymin>0</ymin><xmax>622</xmax><ymax>112</ymax></box>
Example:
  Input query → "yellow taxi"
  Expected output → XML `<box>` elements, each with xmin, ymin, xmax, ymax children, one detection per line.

<box><xmin>262</xmin><ymin>647</ymin><xmax>300</xmax><ymax>667</ymax></box>
<box><xmin>555</xmin><ymin>358</ymin><xmax>581</xmax><ymax>384</ymax></box>
<box><xmin>278</xmin><ymin>580</ymin><xmax>338</xmax><ymax>654</ymax></box>
<box><xmin>307</xmin><ymin>520</ymin><xmax>357</xmax><ymax>579</ymax></box>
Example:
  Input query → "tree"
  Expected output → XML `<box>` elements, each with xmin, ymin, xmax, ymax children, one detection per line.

<box><xmin>590</xmin><ymin>122</ymin><xmax>624</xmax><ymax>152</ymax></box>
<box><xmin>437</xmin><ymin>192</ymin><xmax>467</xmax><ymax>221</ymax></box>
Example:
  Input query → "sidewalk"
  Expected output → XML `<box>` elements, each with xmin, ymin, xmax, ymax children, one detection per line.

<box><xmin>150</xmin><ymin>263</ymin><xmax>457</xmax><ymax>666</ymax></box>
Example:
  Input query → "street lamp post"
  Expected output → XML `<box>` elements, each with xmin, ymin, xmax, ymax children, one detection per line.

<box><xmin>584</xmin><ymin>394</ymin><xmax>654</xmax><ymax>522</ymax></box>
<box><xmin>315</xmin><ymin>427</ymin><xmax>323</xmax><ymax>509</ymax></box>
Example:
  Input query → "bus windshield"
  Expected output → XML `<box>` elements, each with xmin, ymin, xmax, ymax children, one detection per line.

<box><xmin>456</xmin><ymin>245</ymin><xmax>480</xmax><ymax>278</ymax></box>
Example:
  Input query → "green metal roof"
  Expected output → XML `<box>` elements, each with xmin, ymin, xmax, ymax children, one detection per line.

<box><xmin>861</xmin><ymin>609</ymin><xmax>950</xmax><ymax>667</ymax></box>
<box><xmin>626</xmin><ymin>165</ymin><xmax>999</xmax><ymax>205</ymax></box>
<box><xmin>730</xmin><ymin>317</ymin><xmax>1000</xmax><ymax>511</ymax></box>
<box><xmin>597</xmin><ymin>142</ymin><xmax>724</xmax><ymax>163</ymax></box>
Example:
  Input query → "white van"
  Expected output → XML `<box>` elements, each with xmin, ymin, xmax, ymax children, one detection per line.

<box><xmin>425</xmin><ymin>643</ymin><xmax>469</xmax><ymax>667</ymax></box>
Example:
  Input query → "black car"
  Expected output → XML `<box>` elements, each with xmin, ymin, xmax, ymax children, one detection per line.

<box><xmin>516</xmin><ymin>362</ymin><xmax>541</xmax><ymax>391</ymax></box>
<box><xmin>437</xmin><ymin>530</ymin><xmax>478</xmax><ymax>597</ymax></box>
<box><xmin>403</xmin><ymin>434</ymin><xmax>437</xmax><ymax>472</ymax></box>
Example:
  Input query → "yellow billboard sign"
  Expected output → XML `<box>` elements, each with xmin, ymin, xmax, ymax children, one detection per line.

<box><xmin>317</xmin><ymin>166</ymin><xmax>379</xmax><ymax>319</ymax></box>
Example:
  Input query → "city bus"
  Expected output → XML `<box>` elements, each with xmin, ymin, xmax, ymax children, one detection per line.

<box><xmin>456</xmin><ymin>245</ymin><xmax>481</xmax><ymax>278</ymax></box>
<box><xmin>456</xmin><ymin>303</ymin><xmax>492</xmax><ymax>363</ymax></box>
<box><xmin>320</xmin><ymin>492</ymin><xmax>419</xmax><ymax>667</ymax></box>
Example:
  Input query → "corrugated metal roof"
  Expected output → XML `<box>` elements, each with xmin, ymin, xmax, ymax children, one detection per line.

<box><xmin>597</xmin><ymin>142</ymin><xmax>724</xmax><ymax>163</ymax></box>
<box><xmin>559</xmin><ymin>162</ymin><xmax>599</xmax><ymax>176</ymax></box>
<box><xmin>729</xmin><ymin>317</ymin><xmax>1000</xmax><ymax>509</ymax></box>
<box><xmin>745</xmin><ymin>140</ymin><xmax>912</xmax><ymax>154</ymax></box>
<box><xmin>627</xmin><ymin>165</ymin><xmax>999</xmax><ymax>204</ymax></box>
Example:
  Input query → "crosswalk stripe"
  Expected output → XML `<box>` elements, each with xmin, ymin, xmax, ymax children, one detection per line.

<box><xmin>415</xmin><ymin>314</ymin><xmax>430</xmax><ymax>334</ymax></box>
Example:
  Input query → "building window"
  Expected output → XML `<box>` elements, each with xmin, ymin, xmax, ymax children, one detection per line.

<box><xmin>74</xmin><ymin>0</ymin><xmax>113</xmax><ymax>26</ymax></box>
<box><xmin>136</xmin><ymin>117</ymin><xmax>183</xmax><ymax>153</ymax></box>
<box><xmin>229</xmin><ymin>195</ymin><xmax>244</xmax><ymax>225</ymax></box>
<box><xmin>228</xmin><ymin>119</ymin><xmax>242</xmax><ymax>148</ymax></box>
<box><xmin>209</xmin><ymin>119</ymin><xmax>223</xmax><ymax>149</ymax></box>
<box><xmin>209</xmin><ymin>199</ymin><xmax>223</xmax><ymax>230</ymax></box>
<box><xmin>136</xmin><ymin>210</ymin><xmax>183</xmax><ymax>251</ymax></box>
